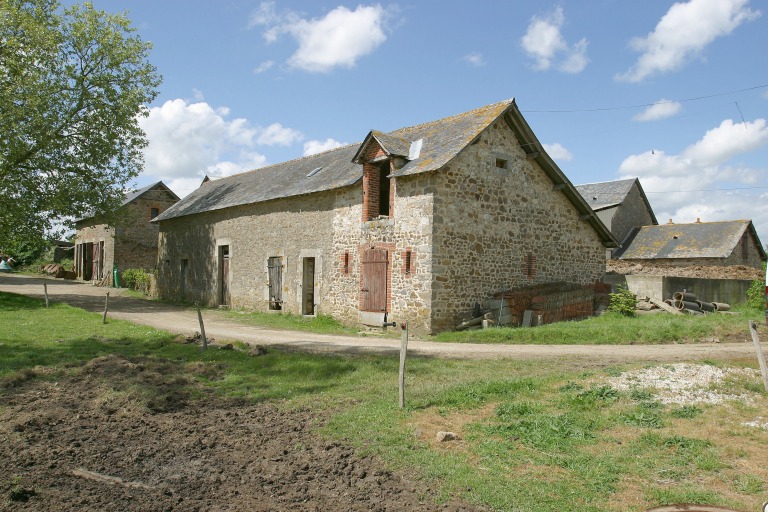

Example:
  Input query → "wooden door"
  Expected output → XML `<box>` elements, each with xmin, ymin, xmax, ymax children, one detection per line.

<box><xmin>302</xmin><ymin>257</ymin><xmax>315</xmax><ymax>315</ymax></box>
<box><xmin>219</xmin><ymin>246</ymin><xmax>230</xmax><ymax>306</ymax></box>
<box><xmin>361</xmin><ymin>248</ymin><xmax>388</xmax><ymax>312</ymax></box>
<box><xmin>268</xmin><ymin>256</ymin><xmax>282</xmax><ymax>310</ymax></box>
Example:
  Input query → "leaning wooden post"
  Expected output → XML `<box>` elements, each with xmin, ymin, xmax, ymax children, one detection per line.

<box><xmin>196</xmin><ymin>302</ymin><xmax>208</xmax><ymax>351</ymax></box>
<box><xmin>43</xmin><ymin>283</ymin><xmax>49</xmax><ymax>308</ymax></box>
<box><xmin>398</xmin><ymin>322</ymin><xmax>409</xmax><ymax>409</ymax></box>
<box><xmin>749</xmin><ymin>321</ymin><xmax>768</xmax><ymax>392</ymax></box>
<box><xmin>102</xmin><ymin>292</ymin><xmax>110</xmax><ymax>324</ymax></box>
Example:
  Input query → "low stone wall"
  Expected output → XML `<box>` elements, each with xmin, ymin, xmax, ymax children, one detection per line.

<box><xmin>623</xmin><ymin>275</ymin><xmax>752</xmax><ymax>305</ymax></box>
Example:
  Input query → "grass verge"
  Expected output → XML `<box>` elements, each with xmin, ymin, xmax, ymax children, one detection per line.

<box><xmin>1</xmin><ymin>290</ymin><xmax>766</xmax><ymax>511</ymax></box>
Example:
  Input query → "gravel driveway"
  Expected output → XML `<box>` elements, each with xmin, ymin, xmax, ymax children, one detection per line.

<box><xmin>1</xmin><ymin>273</ymin><xmax>761</xmax><ymax>364</ymax></box>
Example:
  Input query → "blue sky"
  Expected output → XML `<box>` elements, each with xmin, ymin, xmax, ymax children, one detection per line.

<box><xmin>75</xmin><ymin>0</ymin><xmax>768</xmax><ymax>244</ymax></box>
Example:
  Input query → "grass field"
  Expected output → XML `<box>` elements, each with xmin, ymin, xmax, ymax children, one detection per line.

<box><xmin>1</xmin><ymin>290</ymin><xmax>767</xmax><ymax>511</ymax></box>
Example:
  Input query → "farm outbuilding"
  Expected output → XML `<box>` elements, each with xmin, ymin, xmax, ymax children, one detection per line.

<box><xmin>74</xmin><ymin>181</ymin><xmax>179</xmax><ymax>285</ymax></box>
<box><xmin>153</xmin><ymin>99</ymin><xmax>617</xmax><ymax>334</ymax></box>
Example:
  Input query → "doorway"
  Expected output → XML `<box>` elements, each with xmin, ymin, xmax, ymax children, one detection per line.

<box><xmin>302</xmin><ymin>257</ymin><xmax>315</xmax><ymax>315</ymax></box>
<box><xmin>218</xmin><ymin>245</ymin><xmax>230</xmax><ymax>307</ymax></box>
<box><xmin>267</xmin><ymin>256</ymin><xmax>282</xmax><ymax>310</ymax></box>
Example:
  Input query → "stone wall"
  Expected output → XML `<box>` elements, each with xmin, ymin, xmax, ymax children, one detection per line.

<box><xmin>75</xmin><ymin>187</ymin><xmax>177</xmax><ymax>285</ymax></box>
<box><xmin>429</xmin><ymin>118</ymin><xmax>606</xmax><ymax>331</ymax></box>
<box><xmin>611</xmin><ymin>183</ymin><xmax>656</xmax><ymax>244</ymax></box>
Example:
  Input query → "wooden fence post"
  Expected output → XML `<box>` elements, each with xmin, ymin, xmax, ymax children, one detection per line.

<box><xmin>749</xmin><ymin>321</ymin><xmax>768</xmax><ymax>392</ymax></box>
<box><xmin>196</xmin><ymin>302</ymin><xmax>208</xmax><ymax>351</ymax></box>
<box><xmin>102</xmin><ymin>292</ymin><xmax>110</xmax><ymax>324</ymax></box>
<box><xmin>43</xmin><ymin>283</ymin><xmax>49</xmax><ymax>308</ymax></box>
<box><xmin>399</xmin><ymin>322</ymin><xmax>409</xmax><ymax>409</ymax></box>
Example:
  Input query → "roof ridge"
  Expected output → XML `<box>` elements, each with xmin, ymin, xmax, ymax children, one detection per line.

<box><xmin>211</xmin><ymin>142</ymin><xmax>361</xmax><ymax>181</ymax></box>
<box><xmin>388</xmin><ymin>98</ymin><xmax>515</xmax><ymax>136</ymax></box>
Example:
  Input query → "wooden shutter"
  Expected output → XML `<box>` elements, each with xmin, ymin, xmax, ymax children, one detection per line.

<box><xmin>361</xmin><ymin>248</ymin><xmax>388</xmax><ymax>312</ymax></box>
<box><xmin>268</xmin><ymin>256</ymin><xmax>283</xmax><ymax>309</ymax></box>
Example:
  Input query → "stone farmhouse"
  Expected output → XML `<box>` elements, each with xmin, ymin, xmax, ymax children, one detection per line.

<box><xmin>74</xmin><ymin>181</ymin><xmax>179</xmax><ymax>284</ymax></box>
<box><xmin>153</xmin><ymin>99</ymin><xmax>617</xmax><ymax>334</ymax></box>
<box><xmin>575</xmin><ymin>178</ymin><xmax>657</xmax><ymax>257</ymax></box>
<box><xmin>614</xmin><ymin>219</ymin><xmax>766</xmax><ymax>269</ymax></box>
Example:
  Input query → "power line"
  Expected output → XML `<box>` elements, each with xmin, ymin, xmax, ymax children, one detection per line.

<box><xmin>521</xmin><ymin>84</ymin><xmax>768</xmax><ymax>114</ymax></box>
<box><xmin>645</xmin><ymin>186</ymin><xmax>768</xmax><ymax>194</ymax></box>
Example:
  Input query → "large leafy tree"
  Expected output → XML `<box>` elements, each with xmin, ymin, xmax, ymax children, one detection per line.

<box><xmin>0</xmin><ymin>0</ymin><xmax>161</xmax><ymax>247</ymax></box>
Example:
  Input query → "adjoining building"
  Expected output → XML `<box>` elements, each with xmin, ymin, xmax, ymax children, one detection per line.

<box><xmin>575</xmin><ymin>178</ymin><xmax>657</xmax><ymax>258</ymax></box>
<box><xmin>74</xmin><ymin>181</ymin><xmax>179</xmax><ymax>285</ymax></box>
<box><xmin>153</xmin><ymin>99</ymin><xmax>617</xmax><ymax>333</ymax></box>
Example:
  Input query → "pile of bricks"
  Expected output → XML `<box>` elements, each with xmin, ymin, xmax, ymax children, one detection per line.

<box><xmin>491</xmin><ymin>282</ymin><xmax>596</xmax><ymax>326</ymax></box>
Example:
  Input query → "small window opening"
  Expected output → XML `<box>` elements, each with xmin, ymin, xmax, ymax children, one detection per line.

<box><xmin>342</xmin><ymin>251</ymin><xmax>350</xmax><ymax>275</ymax></box>
<box><xmin>524</xmin><ymin>253</ymin><xmax>536</xmax><ymax>279</ymax></box>
<box><xmin>405</xmin><ymin>251</ymin><xmax>413</xmax><ymax>276</ymax></box>
<box><xmin>150</xmin><ymin>207</ymin><xmax>159</xmax><ymax>219</ymax></box>
<box><xmin>495</xmin><ymin>158</ymin><xmax>508</xmax><ymax>169</ymax></box>
<box><xmin>378</xmin><ymin>161</ymin><xmax>390</xmax><ymax>217</ymax></box>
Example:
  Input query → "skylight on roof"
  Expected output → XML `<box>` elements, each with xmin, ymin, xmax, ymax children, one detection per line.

<box><xmin>306</xmin><ymin>167</ymin><xmax>323</xmax><ymax>177</ymax></box>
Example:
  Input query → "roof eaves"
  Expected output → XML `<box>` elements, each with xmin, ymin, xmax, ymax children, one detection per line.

<box><xmin>503</xmin><ymin>102</ymin><xmax>618</xmax><ymax>248</ymax></box>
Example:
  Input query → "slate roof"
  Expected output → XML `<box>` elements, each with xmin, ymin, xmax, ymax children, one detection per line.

<box><xmin>153</xmin><ymin>98</ymin><xmax>617</xmax><ymax>247</ymax></box>
<box><xmin>76</xmin><ymin>181</ymin><xmax>179</xmax><ymax>222</ymax></box>
<box><xmin>615</xmin><ymin>220</ymin><xmax>766</xmax><ymax>260</ymax></box>
<box><xmin>576</xmin><ymin>178</ymin><xmax>658</xmax><ymax>224</ymax></box>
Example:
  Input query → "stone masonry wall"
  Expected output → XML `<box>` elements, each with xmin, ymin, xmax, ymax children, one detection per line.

<box><xmin>611</xmin><ymin>183</ymin><xmax>656</xmax><ymax>243</ymax></box>
<box><xmin>75</xmin><ymin>187</ymin><xmax>177</xmax><ymax>285</ymax></box>
<box><xmin>157</xmin><ymin>160</ymin><xmax>435</xmax><ymax>333</ymax></box>
<box><xmin>430</xmin><ymin>119</ymin><xmax>606</xmax><ymax>332</ymax></box>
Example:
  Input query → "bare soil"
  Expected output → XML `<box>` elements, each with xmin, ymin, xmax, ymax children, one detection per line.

<box><xmin>0</xmin><ymin>355</ymin><xmax>480</xmax><ymax>511</ymax></box>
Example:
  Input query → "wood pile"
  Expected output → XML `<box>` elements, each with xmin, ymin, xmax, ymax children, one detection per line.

<box><xmin>40</xmin><ymin>264</ymin><xmax>76</xmax><ymax>280</ymax></box>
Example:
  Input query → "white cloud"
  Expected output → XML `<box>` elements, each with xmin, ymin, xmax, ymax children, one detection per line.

<box><xmin>254</xmin><ymin>60</ymin><xmax>274</xmax><ymax>73</ymax></box>
<box><xmin>543</xmin><ymin>142</ymin><xmax>573</xmax><ymax>161</ymax></box>
<box><xmin>303</xmin><ymin>138</ymin><xmax>346</xmax><ymax>156</ymax></box>
<box><xmin>618</xmin><ymin>117</ymin><xmax>768</xmax><ymax>242</ymax></box>
<box><xmin>463</xmin><ymin>52</ymin><xmax>486</xmax><ymax>67</ymax></box>
<box><xmin>520</xmin><ymin>7</ymin><xmax>589</xmax><ymax>73</ymax></box>
<box><xmin>250</xmin><ymin>3</ymin><xmax>390</xmax><ymax>73</ymax></box>
<box><xmin>634</xmin><ymin>99</ymin><xmax>683</xmax><ymax>122</ymax></box>
<box><xmin>138</xmin><ymin>99</ymin><xmax>303</xmax><ymax>195</ymax></box>
<box><xmin>256</xmin><ymin>122</ymin><xmax>303</xmax><ymax>146</ymax></box>
<box><xmin>616</xmin><ymin>0</ymin><xmax>761</xmax><ymax>82</ymax></box>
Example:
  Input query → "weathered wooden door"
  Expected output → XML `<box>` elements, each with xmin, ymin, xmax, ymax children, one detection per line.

<box><xmin>361</xmin><ymin>248</ymin><xmax>388</xmax><ymax>312</ymax></box>
<box><xmin>219</xmin><ymin>246</ymin><xmax>230</xmax><ymax>306</ymax></box>
<box><xmin>302</xmin><ymin>257</ymin><xmax>315</xmax><ymax>315</ymax></box>
<box><xmin>83</xmin><ymin>242</ymin><xmax>93</xmax><ymax>281</ymax></box>
<box><xmin>91</xmin><ymin>243</ymin><xmax>100</xmax><ymax>280</ymax></box>
<box><xmin>268</xmin><ymin>256</ymin><xmax>282</xmax><ymax>310</ymax></box>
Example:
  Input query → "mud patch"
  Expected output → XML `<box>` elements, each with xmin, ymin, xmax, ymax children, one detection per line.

<box><xmin>0</xmin><ymin>356</ymin><xmax>481</xmax><ymax>511</ymax></box>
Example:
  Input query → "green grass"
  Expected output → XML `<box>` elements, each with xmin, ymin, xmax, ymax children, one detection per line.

<box><xmin>2</xmin><ymin>290</ymin><xmax>767</xmax><ymax>511</ymax></box>
<box><xmin>222</xmin><ymin>308</ymin><xmax>360</xmax><ymax>336</ymax></box>
<box><xmin>433</xmin><ymin>308</ymin><xmax>763</xmax><ymax>344</ymax></box>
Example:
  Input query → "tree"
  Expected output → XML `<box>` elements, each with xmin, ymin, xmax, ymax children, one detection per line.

<box><xmin>0</xmin><ymin>0</ymin><xmax>161</xmax><ymax>247</ymax></box>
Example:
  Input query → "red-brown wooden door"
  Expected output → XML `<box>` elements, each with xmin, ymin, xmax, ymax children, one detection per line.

<box><xmin>361</xmin><ymin>248</ymin><xmax>388</xmax><ymax>312</ymax></box>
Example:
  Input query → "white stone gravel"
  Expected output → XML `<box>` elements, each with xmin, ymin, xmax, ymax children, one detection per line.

<box><xmin>605</xmin><ymin>363</ymin><xmax>760</xmax><ymax>405</ymax></box>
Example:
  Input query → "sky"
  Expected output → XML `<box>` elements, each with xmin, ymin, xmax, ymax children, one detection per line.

<box><xmin>70</xmin><ymin>0</ymin><xmax>768</xmax><ymax>245</ymax></box>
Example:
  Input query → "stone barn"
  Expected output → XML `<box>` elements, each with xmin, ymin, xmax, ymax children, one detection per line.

<box><xmin>153</xmin><ymin>99</ymin><xmax>617</xmax><ymax>334</ymax></box>
<box><xmin>575</xmin><ymin>178</ymin><xmax>657</xmax><ymax>257</ymax></box>
<box><xmin>75</xmin><ymin>181</ymin><xmax>179</xmax><ymax>285</ymax></box>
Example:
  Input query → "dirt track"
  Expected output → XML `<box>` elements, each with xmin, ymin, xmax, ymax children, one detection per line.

<box><xmin>0</xmin><ymin>273</ymin><xmax>761</xmax><ymax>364</ymax></box>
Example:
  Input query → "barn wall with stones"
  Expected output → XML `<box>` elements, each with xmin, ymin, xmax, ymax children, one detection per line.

<box><xmin>429</xmin><ymin>118</ymin><xmax>606</xmax><ymax>332</ymax></box>
<box><xmin>610</xmin><ymin>183</ymin><xmax>656</xmax><ymax>245</ymax></box>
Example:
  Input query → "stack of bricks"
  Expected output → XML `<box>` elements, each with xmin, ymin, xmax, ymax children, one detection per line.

<box><xmin>494</xmin><ymin>282</ymin><xmax>595</xmax><ymax>326</ymax></box>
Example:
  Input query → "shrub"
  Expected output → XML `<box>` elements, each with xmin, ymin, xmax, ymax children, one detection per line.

<box><xmin>608</xmin><ymin>286</ymin><xmax>637</xmax><ymax>317</ymax></box>
<box><xmin>121</xmin><ymin>268</ymin><xmax>152</xmax><ymax>293</ymax></box>
<box><xmin>745</xmin><ymin>262</ymin><xmax>766</xmax><ymax>310</ymax></box>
